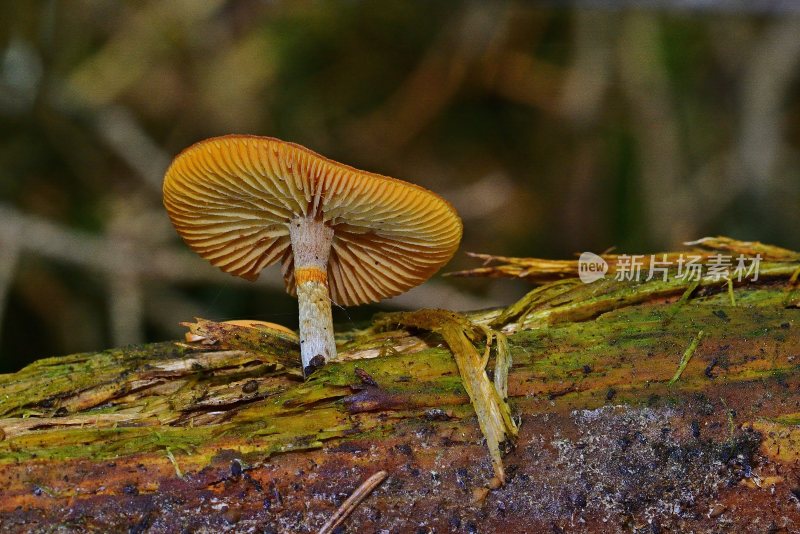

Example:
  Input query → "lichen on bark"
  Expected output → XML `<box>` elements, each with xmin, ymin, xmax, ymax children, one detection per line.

<box><xmin>1</xmin><ymin>238</ymin><xmax>799</xmax><ymax>532</ymax></box>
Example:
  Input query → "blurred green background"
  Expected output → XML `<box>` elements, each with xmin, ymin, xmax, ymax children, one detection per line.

<box><xmin>1</xmin><ymin>1</ymin><xmax>799</xmax><ymax>371</ymax></box>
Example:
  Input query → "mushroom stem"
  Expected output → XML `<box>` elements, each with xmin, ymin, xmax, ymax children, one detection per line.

<box><xmin>289</xmin><ymin>216</ymin><xmax>337</xmax><ymax>376</ymax></box>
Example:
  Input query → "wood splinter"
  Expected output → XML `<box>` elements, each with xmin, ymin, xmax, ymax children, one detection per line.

<box><xmin>318</xmin><ymin>470</ymin><xmax>388</xmax><ymax>534</ymax></box>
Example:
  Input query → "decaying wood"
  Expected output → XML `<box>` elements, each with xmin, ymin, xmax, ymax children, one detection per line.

<box><xmin>1</xmin><ymin>238</ymin><xmax>799</xmax><ymax>533</ymax></box>
<box><xmin>448</xmin><ymin>236</ymin><xmax>800</xmax><ymax>284</ymax></box>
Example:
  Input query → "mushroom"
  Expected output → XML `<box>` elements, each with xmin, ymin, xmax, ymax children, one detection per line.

<box><xmin>163</xmin><ymin>135</ymin><xmax>462</xmax><ymax>376</ymax></box>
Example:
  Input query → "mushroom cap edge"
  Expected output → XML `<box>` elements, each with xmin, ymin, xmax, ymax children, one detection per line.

<box><xmin>163</xmin><ymin>134</ymin><xmax>463</xmax><ymax>306</ymax></box>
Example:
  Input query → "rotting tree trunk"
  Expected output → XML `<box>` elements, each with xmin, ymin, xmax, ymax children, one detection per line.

<box><xmin>1</xmin><ymin>240</ymin><xmax>800</xmax><ymax>533</ymax></box>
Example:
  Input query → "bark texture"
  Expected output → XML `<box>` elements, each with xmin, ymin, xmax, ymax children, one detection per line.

<box><xmin>1</xmin><ymin>240</ymin><xmax>799</xmax><ymax>533</ymax></box>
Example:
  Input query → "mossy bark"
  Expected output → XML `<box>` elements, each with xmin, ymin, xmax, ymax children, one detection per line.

<box><xmin>1</xmin><ymin>241</ymin><xmax>799</xmax><ymax>532</ymax></box>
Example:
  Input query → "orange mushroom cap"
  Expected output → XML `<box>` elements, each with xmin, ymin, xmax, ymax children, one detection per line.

<box><xmin>163</xmin><ymin>135</ymin><xmax>463</xmax><ymax>306</ymax></box>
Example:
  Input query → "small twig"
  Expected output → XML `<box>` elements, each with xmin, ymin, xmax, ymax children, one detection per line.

<box><xmin>318</xmin><ymin>470</ymin><xmax>388</xmax><ymax>534</ymax></box>
<box><xmin>668</xmin><ymin>330</ymin><xmax>704</xmax><ymax>385</ymax></box>
<box><xmin>790</xmin><ymin>266</ymin><xmax>800</xmax><ymax>285</ymax></box>
<box><xmin>783</xmin><ymin>266</ymin><xmax>800</xmax><ymax>307</ymax></box>
<box><xmin>727</xmin><ymin>278</ymin><xmax>736</xmax><ymax>307</ymax></box>
<box><xmin>478</xmin><ymin>324</ymin><xmax>493</xmax><ymax>370</ymax></box>
<box><xmin>678</xmin><ymin>280</ymin><xmax>701</xmax><ymax>305</ymax></box>
<box><xmin>165</xmin><ymin>447</ymin><xmax>183</xmax><ymax>478</ymax></box>
<box><xmin>492</xmin><ymin>331</ymin><xmax>511</xmax><ymax>401</ymax></box>
<box><xmin>662</xmin><ymin>280</ymin><xmax>700</xmax><ymax>326</ymax></box>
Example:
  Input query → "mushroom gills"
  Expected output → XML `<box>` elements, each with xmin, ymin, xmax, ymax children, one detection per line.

<box><xmin>289</xmin><ymin>216</ymin><xmax>337</xmax><ymax>375</ymax></box>
<box><xmin>163</xmin><ymin>135</ymin><xmax>463</xmax><ymax>374</ymax></box>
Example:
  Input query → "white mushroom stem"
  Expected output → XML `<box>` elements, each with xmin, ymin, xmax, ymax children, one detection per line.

<box><xmin>289</xmin><ymin>216</ymin><xmax>337</xmax><ymax>375</ymax></box>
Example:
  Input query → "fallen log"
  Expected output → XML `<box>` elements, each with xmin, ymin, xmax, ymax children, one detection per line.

<box><xmin>1</xmin><ymin>239</ymin><xmax>799</xmax><ymax>533</ymax></box>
